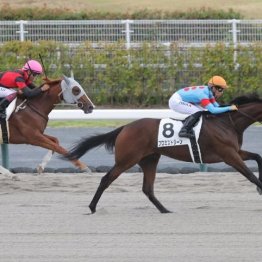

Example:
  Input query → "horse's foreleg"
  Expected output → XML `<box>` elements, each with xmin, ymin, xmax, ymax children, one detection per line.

<box><xmin>36</xmin><ymin>135</ymin><xmax>57</xmax><ymax>173</ymax></box>
<box><xmin>139</xmin><ymin>153</ymin><xmax>171</xmax><ymax>213</ymax></box>
<box><xmin>30</xmin><ymin>134</ymin><xmax>91</xmax><ymax>174</ymax></box>
<box><xmin>43</xmin><ymin>134</ymin><xmax>89</xmax><ymax>171</ymax></box>
<box><xmin>224</xmin><ymin>151</ymin><xmax>262</xmax><ymax>193</ymax></box>
<box><xmin>239</xmin><ymin>150</ymin><xmax>262</xmax><ymax>194</ymax></box>
<box><xmin>239</xmin><ymin>150</ymin><xmax>262</xmax><ymax>177</ymax></box>
<box><xmin>37</xmin><ymin>150</ymin><xmax>53</xmax><ymax>174</ymax></box>
<box><xmin>0</xmin><ymin>165</ymin><xmax>14</xmax><ymax>175</ymax></box>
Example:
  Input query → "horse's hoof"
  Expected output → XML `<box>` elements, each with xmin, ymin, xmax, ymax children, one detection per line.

<box><xmin>11</xmin><ymin>175</ymin><xmax>20</xmax><ymax>181</ymax></box>
<box><xmin>36</xmin><ymin>165</ymin><xmax>44</xmax><ymax>174</ymax></box>
<box><xmin>257</xmin><ymin>187</ymin><xmax>262</xmax><ymax>195</ymax></box>
<box><xmin>89</xmin><ymin>205</ymin><xmax>96</xmax><ymax>214</ymax></box>
<box><xmin>161</xmin><ymin>209</ymin><xmax>172</xmax><ymax>214</ymax></box>
<box><xmin>0</xmin><ymin>166</ymin><xmax>14</xmax><ymax>176</ymax></box>
<box><xmin>80</xmin><ymin>166</ymin><xmax>92</xmax><ymax>175</ymax></box>
<box><xmin>84</xmin><ymin>212</ymin><xmax>94</xmax><ymax>216</ymax></box>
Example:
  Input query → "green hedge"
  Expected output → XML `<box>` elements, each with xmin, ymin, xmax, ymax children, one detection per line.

<box><xmin>0</xmin><ymin>5</ymin><xmax>243</xmax><ymax>20</ymax></box>
<box><xmin>0</xmin><ymin>41</ymin><xmax>261</xmax><ymax>106</ymax></box>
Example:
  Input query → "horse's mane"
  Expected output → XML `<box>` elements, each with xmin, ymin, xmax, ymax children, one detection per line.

<box><xmin>43</xmin><ymin>77</ymin><xmax>62</xmax><ymax>85</ymax></box>
<box><xmin>230</xmin><ymin>93</ymin><xmax>262</xmax><ymax>106</ymax></box>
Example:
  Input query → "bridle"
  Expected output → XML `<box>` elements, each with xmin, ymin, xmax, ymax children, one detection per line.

<box><xmin>15</xmin><ymin>78</ymin><xmax>93</xmax><ymax>119</ymax></box>
<box><xmin>57</xmin><ymin>87</ymin><xmax>86</xmax><ymax>109</ymax></box>
<box><xmin>58</xmin><ymin>89</ymin><xmax>63</xmax><ymax>102</ymax></box>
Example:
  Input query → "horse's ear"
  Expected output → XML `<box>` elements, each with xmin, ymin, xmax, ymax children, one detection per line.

<box><xmin>63</xmin><ymin>75</ymin><xmax>71</xmax><ymax>86</ymax></box>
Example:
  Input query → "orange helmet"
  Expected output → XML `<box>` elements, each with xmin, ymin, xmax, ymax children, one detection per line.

<box><xmin>208</xmin><ymin>76</ymin><xmax>228</xmax><ymax>89</ymax></box>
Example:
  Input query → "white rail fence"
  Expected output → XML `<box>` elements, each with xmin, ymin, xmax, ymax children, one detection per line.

<box><xmin>48</xmin><ymin>109</ymin><xmax>179</xmax><ymax>120</ymax></box>
<box><xmin>1</xmin><ymin>19</ymin><xmax>262</xmax><ymax>46</ymax></box>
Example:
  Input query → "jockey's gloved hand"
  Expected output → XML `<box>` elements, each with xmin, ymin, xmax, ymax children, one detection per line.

<box><xmin>40</xmin><ymin>84</ymin><xmax>50</xmax><ymax>92</ymax></box>
<box><xmin>230</xmin><ymin>104</ymin><xmax>238</xmax><ymax>111</ymax></box>
<box><xmin>28</xmin><ymin>83</ymin><xmax>37</xmax><ymax>89</ymax></box>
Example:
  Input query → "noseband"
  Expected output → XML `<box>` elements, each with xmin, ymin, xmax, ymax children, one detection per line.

<box><xmin>58</xmin><ymin>89</ymin><xmax>85</xmax><ymax>109</ymax></box>
<box><xmin>77</xmin><ymin>101</ymin><xmax>84</xmax><ymax>109</ymax></box>
<box><xmin>58</xmin><ymin>89</ymin><xmax>63</xmax><ymax>102</ymax></box>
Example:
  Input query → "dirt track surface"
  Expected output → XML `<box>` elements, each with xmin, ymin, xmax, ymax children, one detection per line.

<box><xmin>0</xmin><ymin>172</ymin><xmax>262</xmax><ymax>262</ymax></box>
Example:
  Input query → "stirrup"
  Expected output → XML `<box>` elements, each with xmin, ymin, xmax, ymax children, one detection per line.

<box><xmin>0</xmin><ymin>111</ymin><xmax>6</xmax><ymax>120</ymax></box>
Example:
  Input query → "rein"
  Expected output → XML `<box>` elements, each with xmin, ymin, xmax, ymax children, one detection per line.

<box><xmin>237</xmin><ymin>110</ymin><xmax>262</xmax><ymax>124</ymax></box>
<box><xmin>228</xmin><ymin>109</ymin><xmax>262</xmax><ymax>131</ymax></box>
<box><xmin>228</xmin><ymin>113</ymin><xmax>239</xmax><ymax>134</ymax></box>
<box><xmin>26</xmin><ymin>82</ymin><xmax>66</xmax><ymax>121</ymax></box>
<box><xmin>27</xmin><ymin>102</ymin><xmax>49</xmax><ymax>122</ymax></box>
<box><xmin>58</xmin><ymin>89</ymin><xmax>63</xmax><ymax>101</ymax></box>
<box><xmin>16</xmin><ymin>82</ymin><xmax>64</xmax><ymax>122</ymax></box>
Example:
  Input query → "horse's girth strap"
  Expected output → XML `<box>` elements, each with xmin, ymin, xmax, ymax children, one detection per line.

<box><xmin>0</xmin><ymin>118</ymin><xmax>9</xmax><ymax>144</ymax></box>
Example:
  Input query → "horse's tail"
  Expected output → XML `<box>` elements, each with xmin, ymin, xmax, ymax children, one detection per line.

<box><xmin>65</xmin><ymin>126</ymin><xmax>124</xmax><ymax>160</ymax></box>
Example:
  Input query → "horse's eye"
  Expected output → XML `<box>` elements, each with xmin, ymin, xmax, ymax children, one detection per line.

<box><xmin>72</xmin><ymin>86</ymin><xmax>81</xmax><ymax>96</ymax></box>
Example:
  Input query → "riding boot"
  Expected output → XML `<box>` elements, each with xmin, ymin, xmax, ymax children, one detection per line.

<box><xmin>0</xmin><ymin>98</ymin><xmax>11</xmax><ymax>120</ymax></box>
<box><xmin>178</xmin><ymin>111</ymin><xmax>203</xmax><ymax>138</ymax></box>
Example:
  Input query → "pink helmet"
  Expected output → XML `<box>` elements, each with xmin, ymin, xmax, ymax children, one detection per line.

<box><xmin>23</xmin><ymin>60</ymin><xmax>43</xmax><ymax>74</ymax></box>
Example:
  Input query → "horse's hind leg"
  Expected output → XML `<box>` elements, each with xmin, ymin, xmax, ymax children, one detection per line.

<box><xmin>89</xmin><ymin>165</ymin><xmax>125</xmax><ymax>213</ymax></box>
<box><xmin>139</xmin><ymin>153</ymin><xmax>171</xmax><ymax>213</ymax></box>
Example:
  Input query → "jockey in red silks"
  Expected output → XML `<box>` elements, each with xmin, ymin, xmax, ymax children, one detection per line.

<box><xmin>0</xmin><ymin>59</ymin><xmax>50</xmax><ymax>119</ymax></box>
<box><xmin>169</xmin><ymin>75</ymin><xmax>238</xmax><ymax>138</ymax></box>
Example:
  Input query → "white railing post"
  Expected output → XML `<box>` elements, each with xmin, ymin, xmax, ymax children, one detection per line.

<box><xmin>122</xmin><ymin>19</ymin><xmax>134</xmax><ymax>49</ymax></box>
<box><xmin>229</xmin><ymin>19</ymin><xmax>240</xmax><ymax>66</ymax></box>
<box><xmin>15</xmin><ymin>20</ymin><xmax>28</xmax><ymax>42</ymax></box>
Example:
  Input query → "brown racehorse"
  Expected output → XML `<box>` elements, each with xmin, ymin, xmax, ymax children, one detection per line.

<box><xmin>65</xmin><ymin>94</ymin><xmax>262</xmax><ymax>214</ymax></box>
<box><xmin>3</xmin><ymin>75</ymin><xmax>94</xmax><ymax>173</ymax></box>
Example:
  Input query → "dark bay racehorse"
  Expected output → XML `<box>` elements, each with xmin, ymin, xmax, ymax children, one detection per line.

<box><xmin>65</xmin><ymin>94</ymin><xmax>262</xmax><ymax>213</ymax></box>
<box><xmin>3</xmin><ymin>76</ymin><xmax>94</xmax><ymax>173</ymax></box>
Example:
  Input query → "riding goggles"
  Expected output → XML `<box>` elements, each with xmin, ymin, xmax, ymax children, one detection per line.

<box><xmin>214</xmin><ymin>86</ymin><xmax>224</xmax><ymax>93</ymax></box>
<box><xmin>31</xmin><ymin>72</ymin><xmax>41</xmax><ymax>77</ymax></box>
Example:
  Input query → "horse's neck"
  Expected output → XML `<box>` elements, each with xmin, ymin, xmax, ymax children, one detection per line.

<box><xmin>24</xmin><ymin>86</ymin><xmax>61</xmax><ymax>115</ymax></box>
<box><xmin>232</xmin><ymin>103</ymin><xmax>261</xmax><ymax>131</ymax></box>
